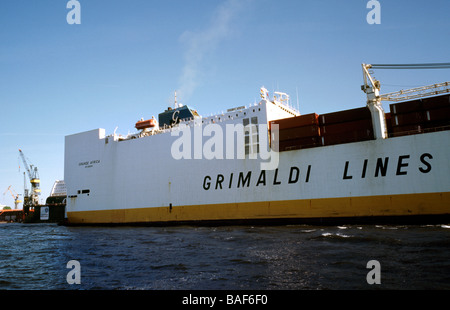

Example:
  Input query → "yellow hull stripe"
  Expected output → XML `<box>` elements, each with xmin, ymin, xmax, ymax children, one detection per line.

<box><xmin>67</xmin><ymin>192</ymin><xmax>450</xmax><ymax>224</ymax></box>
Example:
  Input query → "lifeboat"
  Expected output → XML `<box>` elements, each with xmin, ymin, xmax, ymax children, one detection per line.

<box><xmin>135</xmin><ymin>118</ymin><xmax>157</xmax><ymax>130</ymax></box>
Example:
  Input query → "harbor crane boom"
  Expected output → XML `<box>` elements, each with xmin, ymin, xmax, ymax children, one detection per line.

<box><xmin>3</xmin><ymin>186</ymin><xmax>22</xmax><ymax>209</ymax></box>
<box><xmin>362</xmin><ymin>63</ymin><xmax>450</xmax><ymax>102</ymax></box>
<box><xmin>361</xmin><ymin>62</ymin><xmax>450</xmax><ymax>140</ymax></box>
<box><xmin>18</xmin><ymin>149</ymin><xmax>41</xmax><ymax>206</ymax></box>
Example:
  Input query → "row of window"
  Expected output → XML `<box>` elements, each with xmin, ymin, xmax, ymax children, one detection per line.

<box><xmin>203</xmin><ymin>107</ymin><xmax>262</xmax><ymax>124</ymax></box>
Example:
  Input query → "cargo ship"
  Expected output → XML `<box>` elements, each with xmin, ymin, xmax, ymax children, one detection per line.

<box><xmin>63</xmin><ymin>64</ymin><xmax>450</xmax><ymax>225</ymax></box>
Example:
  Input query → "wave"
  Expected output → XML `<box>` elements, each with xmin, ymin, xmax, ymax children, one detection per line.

<box><xmin>321</xmin><ymin>232</ymin><xmax>351</xmax><ymax>238</ymax></box>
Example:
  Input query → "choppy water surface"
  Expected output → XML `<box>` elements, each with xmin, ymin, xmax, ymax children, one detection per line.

<box><xmin>1</xmin><ymin>223</ymin><xmax>449</xmax><ymax>289</ymax></box>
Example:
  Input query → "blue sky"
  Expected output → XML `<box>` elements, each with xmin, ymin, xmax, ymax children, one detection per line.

<box><xmin>1</xmin><ymin>0</ymin><xmax>449</xmax><ymax>207</ymax></box>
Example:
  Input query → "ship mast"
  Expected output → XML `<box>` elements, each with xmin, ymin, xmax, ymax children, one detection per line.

<box><xmin>174</xmin><ymin>90</ymin><xmax>178</xmax><ymax>108</ymax></box>
<box><xmin>361</xmin><ymin>63</ymin><xmax>387</xmax><ymax>139</ymax></box>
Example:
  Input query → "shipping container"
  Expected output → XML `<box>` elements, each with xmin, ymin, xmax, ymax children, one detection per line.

<box><xmin>390</xmin><ymin>99</ymin><xmax>423</xmax><ymax>115</ymax></box>
<box><xmin>321</xmin><ymin>119</ymin><xmax>373</xmax><ymax>135</ymax></box>
<box><xmin>391</xmin><ymin>112</ymin><xmax>424</xmax><ymax>126</ymax></box>
<box><xmin>424</xmin><ymin>107</ymin><xmax>450</xmax><ymax>122</ymax></box>
<box><xmin>270</xmin><ymin>113</ymin><xmax>319</xmax><ymax>130</ymax></box>
<box><xmin>278</xmin><ymin>125</ymin><xmax>321</xmax><ymax>140</ymax></box>
<box><xmin>422</xmin><ymin>94</ymin><xmax>450</xmax><ymax>110</ymax></box>
<box><xmin>294</xmin><ymin>113</ymin><xmax>320</xmax><ymax>126</ymax></box>
<box><xmin>422</xmin><ymin>120</ymin><xmax>450</xmax><ymax>130</ymax></box>
<box><xmin>385</xmin><ymin>113</ymin><xmax>393</xmax><ymax>136</ymax></box>
<box><xmin>319</xmin><ymin>107</ymin><xmax>371</xmax><ymax>125</ymax></box>
<box><xmin>278</xmin><ymin>136</ymin><xmax>322</xmax><ymax>152</ymax></box>
<box><xmin>391</xmin><ymin>124</ymin><xmax>423</xmax><ymax>137</ymax></box>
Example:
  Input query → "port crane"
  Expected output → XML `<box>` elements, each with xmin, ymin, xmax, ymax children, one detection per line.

<box><xmin>3</xmin><ymin>186</ymin><xmax>22</xmax><ymax>209</ymax></box>
<box><xmin>18</xmin><ymin>149</ymin><xmax>41</xmax><ymax>207</ymax></box>
<box><xmin>361</xmin><ymin>62</ymin><xmax>450</xmax><ymax>139</ymax></box>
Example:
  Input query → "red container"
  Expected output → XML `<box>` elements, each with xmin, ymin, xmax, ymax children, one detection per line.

<box><xmin>270</xmin><ymin>113</ymin><xmax>319</xmax><ymax>130</ymax></box>
<box><xmin>424</xmin><ymin>107</ymin><xmax>450</xmax><ymax>122</ymax></box>
<box><xmin>390</xmin><ymin>99</ymin><xmax>423</xmax><ymax>115</ymax></box>
<box><xmin>422</xmin><ymin>94</ymin><xmax>450</xmax><ymax>110</ymax></box>
<box><xmin>385</xmin><ymin>113</ymin><xmax>393</xmax><ymax>135</ymax></box>
<box><xmin>321</xmin><ymin>119</ymin><xmax>373</xmax><ymax>135</ymax></box>
<box><xmin>423</xmin><ymin>120</ymin><xmax>450</xmax><ymax>130</ymax></box>
<box><xmin>319</xmin><ymin>107</ymin><xmax>371</xmax><ymax>125</ymax></box>
<box><xmin>391</xmin><ymin>112</ymin><xmax>424</xmax><ymax>126</ymax></box>
<box><xmin>392</xmin><ymin>124</ymin><xmax>423</xmax><ymax>137</ymax></box>
<box><xmin>278</xmin><ymin>125</ymin><xmax>321</xmax><ymax>140</ymax></box>
<box><xmin>270</xmin><ymin>118</ymin><xmax>296</xmax><ymax>131</ymax></box>
<box><xmin>278</xmin><ymin>136</ymin><xmax>322</xmax><ymax>151</ymax></box>
<box><xmin>295</xmin><ymin>113</ymin><xmax>320</xmax><ymax>126</ymax></box>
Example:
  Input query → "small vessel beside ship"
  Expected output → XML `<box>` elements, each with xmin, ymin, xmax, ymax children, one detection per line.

<box><xmin>61</xmin><ymin>64</ymin><xmax>450</xmax><ymax>226</ymax></box>
<box><xmin>22</xmin><ymin>180</ymin><xmax>66</xmax><ymax>223</ymax></box>
<box><xmin>24</xmin><ymin>180</ymin><xmax>66</xmax><ymax>223</ymax></box>
<box><xmin>1</xmin><ymin>180</ymin><xmax>66</xmax><ymax>223</ymax></box>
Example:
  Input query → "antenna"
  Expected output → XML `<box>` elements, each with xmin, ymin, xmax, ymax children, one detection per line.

<box><xmin>296</xmin><ymin>87</ymin><xmax>300</xmax><ymax>113</ymax></box>
<box><xmin>174</xmin><ymin>90</ymin><xmax>177</xmax><ymax>109</ymax></box>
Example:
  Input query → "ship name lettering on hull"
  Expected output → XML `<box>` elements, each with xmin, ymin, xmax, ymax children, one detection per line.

<box><xmin>78</xmin><ymin>159</ymin><xmax>100</xmax><ymax>168</ymax></box>
<box><xmin>202</xmin><ymin>166</ymin><xmax>312</xmax><ymax>190</ymax></box>
<box><xmin>342</xmin><ymin>153</ymin><xmax>433</xmax><ymax>180</ymax></box>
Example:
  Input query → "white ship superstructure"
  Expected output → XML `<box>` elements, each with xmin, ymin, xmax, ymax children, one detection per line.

<box><xmin>49</xmin><ymin>180</ymin><xmax>67</xmax><ymax>197</ymax></box>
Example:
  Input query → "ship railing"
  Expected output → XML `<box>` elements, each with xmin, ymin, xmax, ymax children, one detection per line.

<box><xmin>388</xmin><ymin>124</ymin><xmax>450</xmax><ymax>138</ymax></box>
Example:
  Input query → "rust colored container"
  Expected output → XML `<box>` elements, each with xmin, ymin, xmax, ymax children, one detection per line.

<box><xmin>321</xmin><ymin>119</ymin><xmax>373</xmax><ymax>135</ymax></box>
<box><xmin>278</xmin><ymin>125</ymin><xmax>321</xmax><ymax>140</ymax></box>
<box><xmin>422</xmin><ymin>94</ymin><xmax>450</xmax><ymax>110</ymax></box>
<box><xmin>391</xmin><ymin>112</ymin><xmax>424</xmax><ymax>126</ymax></box>
<box><xmin>278</xmin><ymin>136</ymin><xmax>322</xmax><ymax>151</ymax></box>
<box><xmin>424</xmin><ymin>107</ymin><xmax>450</xmax><ymax>122</ymax></box>
<box><xmin>391</xmin><ymin>124</ymin><xmax>423</xmax><ymax>137</ymax></box>
<box><xmin>270</xmin><ymin>113</ymin><xmax>319</xmax><ymax>130</ymax></box>
<box><xmin>390</xmin><ymin>99</ymin><xmax>423</xmax><ymax>115</ymax></box>
<box><xmin>319</xmin><ymin>107</ymin><xmax>371</xmax><ymax>125</ymax></box>
<box><xmin>295</xmin><ymin>113</ymin><xmax>320</xmax><ymax>126</ymax></box>
<box><xmin>385</xmin><ymin>113</ymin><xmax>393</xmax><ymax>135</ymax></box>
<box><xmin>422</xmin><ymin>119</ymin><xmax>450</xmax><ymax>130</ymax></box>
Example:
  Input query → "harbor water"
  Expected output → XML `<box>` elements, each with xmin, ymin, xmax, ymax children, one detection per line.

<box><xmin>1</xmin><ymin>222</ymin><xmax>449</xmax><ymax>290</ymax></box>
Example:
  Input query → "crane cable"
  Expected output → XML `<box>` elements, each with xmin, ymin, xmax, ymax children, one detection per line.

<box><xmin>371</xmin><ymin>63</ymin><xmax>450</xmax><ymax>69</ymax></box>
